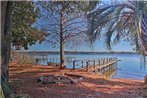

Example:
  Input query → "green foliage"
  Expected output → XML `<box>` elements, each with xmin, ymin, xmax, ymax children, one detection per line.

<box><xmin>11</xmin><ymin>1</ymin><xmax>47</xmax><ymax>50</ymax></box>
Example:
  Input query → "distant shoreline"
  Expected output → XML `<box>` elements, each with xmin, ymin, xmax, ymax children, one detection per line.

<box><xmin>16</xmin><ymin>51</ymin><xmax>140</xmax><ymax>55</ymax></box>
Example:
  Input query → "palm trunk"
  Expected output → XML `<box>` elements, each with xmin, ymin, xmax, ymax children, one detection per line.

<box><xmin>1</xmin><ymin>1</ymin><xmax>13</xmax><ymax>97</ymax></box>
<box><xmin>59</xmin><ymin>8</ymin><xmax>65</xmax><ymax>68</ymax></box>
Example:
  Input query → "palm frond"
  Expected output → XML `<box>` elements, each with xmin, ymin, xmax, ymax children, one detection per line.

<box><xmin>87</xmin><ymin>1</ymin><xmax>147</xmax><ymax>55</ymax></box>
<box><xmin>141</xmin><ymin>12</ymin><xmax>147</xmax><ymax>54</ymax></box>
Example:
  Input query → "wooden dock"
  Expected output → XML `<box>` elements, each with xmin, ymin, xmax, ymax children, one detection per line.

<box><xmin>72</xmin><ymin>57</ymin><xmax>118</xmax><ymax>73</ymax></box>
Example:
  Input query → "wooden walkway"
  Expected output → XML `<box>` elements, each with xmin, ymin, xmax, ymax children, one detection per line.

<box><xmin>72</xmin><ymin>57</ymin><xmax>118</xmax><ymax>73</ymax></box>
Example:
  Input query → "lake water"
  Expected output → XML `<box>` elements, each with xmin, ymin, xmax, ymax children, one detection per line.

<box><xmin>37</xmin><ymin>53</ymin><xmax>147</xmax><ymax>80</ymax></box>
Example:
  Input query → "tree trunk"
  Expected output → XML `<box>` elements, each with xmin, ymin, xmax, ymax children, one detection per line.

<box><xmin>59</xmin><ymin>8</ymin><xmax>65</xmax><ymax>68</ymax></box>
<box><xmin>60</xmin><ymin>41</ymin><xmax>65</xmax><ymax>68</ymax></box>
<box><xmin>1</xmin><ymin>1</ymin><xmax>13</xmax><ymax>97</ymax></box>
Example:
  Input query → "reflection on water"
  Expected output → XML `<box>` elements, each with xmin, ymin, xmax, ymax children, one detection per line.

<box><xmin>34</xmin><ymin>53</ymin><xmax>147</xmax><ymax>80</ymax></box>
<box><xmin>101</xmin><ymin>62</ymin><xmax>118</xmax><ymax>77</ymax></box>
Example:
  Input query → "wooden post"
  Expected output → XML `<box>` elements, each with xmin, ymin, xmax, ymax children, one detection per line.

<box><xmin>73</xmin><ymin>61</ymin><xmax>75</xmax><ymax>69</ymax></box>
<box><xmin>93</xmin><ymin>59</ymin><xmax>96</xmax><ymax>68</ymax></box>
<box><xmin>98</xmin><ymin>59</ymin><xmax>100</xmax><ymax>66</ymax></box>
<box><xmin>102</xmin><ymin>58</ymin><xmax>103</xmax><ymax>65</ymax></box>
<box><xmin>86</xmin><ymin>61</ymin><xmax>89</xmax><ymax>71</ymax></box>
<box><xmin>106</xmin><ymin>58</ymin><xmax>107</xmax><ymax>63</ymax></box>
<box><xmin>81</xmin><ymin>60</ymin><xmax>84</xmax><ymax>68</ymax></box>
<box><xmin>103</xmin><ymin>58</ymin><xmax>105</xmax><ymax>65</ymax></box>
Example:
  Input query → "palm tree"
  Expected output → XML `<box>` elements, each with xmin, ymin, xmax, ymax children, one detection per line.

<box><xmin>87</xmin><ymin>1</ymin><xmax>147</xmax><ymax>55</ymax></box>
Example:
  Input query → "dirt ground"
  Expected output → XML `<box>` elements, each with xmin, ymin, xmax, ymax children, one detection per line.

<box><xmin>9</xmin><ymin>64</ymin><xmax>147</xmax><ymax>98</ymax></box>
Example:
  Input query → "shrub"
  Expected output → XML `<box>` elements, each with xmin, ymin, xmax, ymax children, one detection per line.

<box><xmin>47</xmin><ymin>62</ymin><xmax>59</xmax><ymax>66</ymax></box>
<box><xmin>10</xmin><ymin>51</ymin><xmax>34</xmax><ymax>64</ymax></box>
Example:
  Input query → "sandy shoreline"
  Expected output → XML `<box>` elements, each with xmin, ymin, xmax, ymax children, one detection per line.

<box><xmin>9</xmin><ymin>64</ymin><xmax>147</xmax><ymax>98</ymax></box>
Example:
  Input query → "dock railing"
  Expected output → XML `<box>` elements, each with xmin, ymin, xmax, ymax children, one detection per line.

<box><xmin>72</xmin><ymin>57</ymin><xmax>118</xmax><ymax>72</ymax></box>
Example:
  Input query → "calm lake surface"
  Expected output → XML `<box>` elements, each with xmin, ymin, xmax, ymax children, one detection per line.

<box><xmin>38</xmin><ymin>53</ymin><xmax>147</xmax><ymax>80</ymax></box>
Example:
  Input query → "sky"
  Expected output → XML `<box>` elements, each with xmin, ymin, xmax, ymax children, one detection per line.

<box><xmin>28</xmin><ymin>0</ymin><xmax>134</xmax><ymax>52</ymax></box>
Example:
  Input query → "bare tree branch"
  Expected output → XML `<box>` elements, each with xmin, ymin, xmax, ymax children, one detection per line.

<box><xmin>63</xmin><ymin>23</ymin><xmax>87</xmax><ymax>32</ymax></box>
<box><xmin>64</xmin><ymin>20</ymin><xmax>86</xmax><ymax>29</ymax></box>
<box><xmin>64</xmin><ymin>15</ymin><xmax>85</xmax><ymax>23</ymax></box>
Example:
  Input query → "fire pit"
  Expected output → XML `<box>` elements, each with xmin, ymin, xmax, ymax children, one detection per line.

<box><xmin>37</xmin><ymin>74</ymin><xmax>84</xmax><ymax>84</ymax></box>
